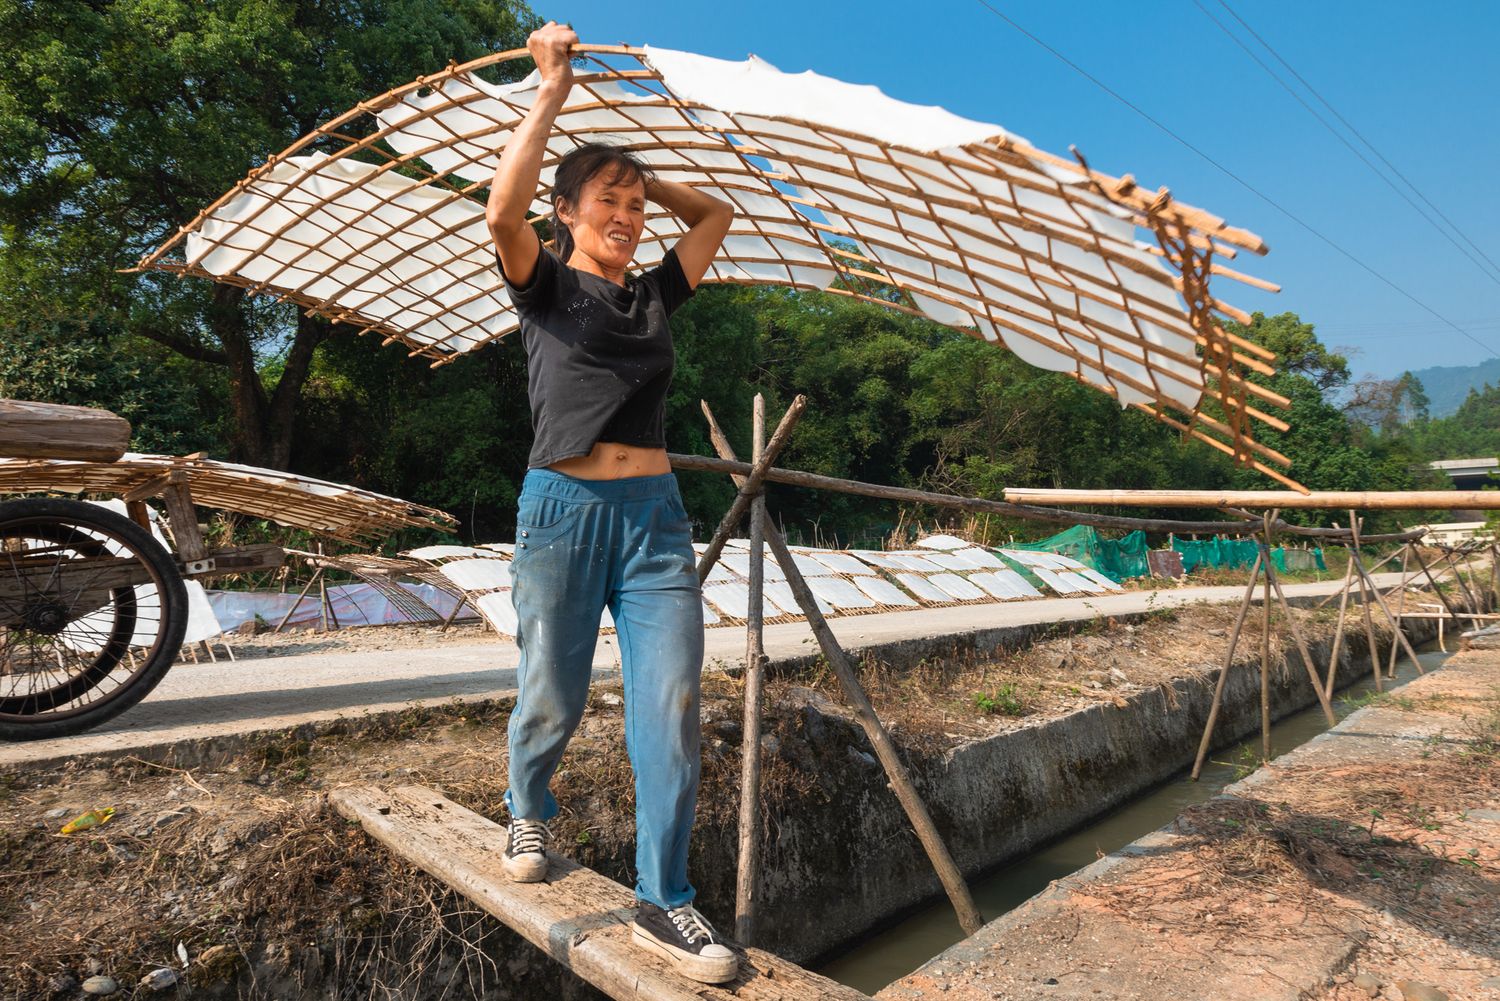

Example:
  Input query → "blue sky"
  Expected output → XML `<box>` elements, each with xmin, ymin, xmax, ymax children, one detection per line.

<box><xmin>536</xmin><ymin>0</ymin><xmax>1500</xmax><ymax>380</ymax></box>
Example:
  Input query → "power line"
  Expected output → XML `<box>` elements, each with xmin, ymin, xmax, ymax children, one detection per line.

<box><xmin>1215</xmin><ymin>0</ymin><xmax>1500</xmax><ymax>285</ymax></box>
<box><xmin>1198</xmin><ymin>0</ymin><xmax>1500</xmax><ymax>289</ymax></box>
<box><xmin>969</xmin><ymin>0</ymin><xmax>1499</xmax><ymax>360</ymax></box>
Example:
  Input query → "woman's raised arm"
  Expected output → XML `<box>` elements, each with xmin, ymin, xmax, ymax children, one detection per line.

<box><xmin>487</xmin><ymin>22</ymin><xmax>577</xmax><ymax>288</ymax></box>
<box><xmin>647</xmin><ymin>179</ymin><xmax>733</xmax><ymax>289</ymax></box>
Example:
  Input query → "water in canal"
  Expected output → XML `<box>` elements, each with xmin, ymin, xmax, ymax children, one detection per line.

<box><xmin>818</xmin><ymin>644</ymin><xmax>1454</xmax><ymax>994</ymax></box>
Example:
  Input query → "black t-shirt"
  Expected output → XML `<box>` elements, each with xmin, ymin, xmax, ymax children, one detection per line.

<box><xmin>497</xmin><ymin>243</ymin><xmax>695</xmax><ymax>468</ymax></box>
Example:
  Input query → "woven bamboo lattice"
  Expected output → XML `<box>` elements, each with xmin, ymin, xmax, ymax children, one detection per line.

<box><xmin>136</xmin><ymin>44</ymin><xmax>1296</xmax><ymax>486</ymax></box>
<box><xmin>0</xmin><ymin>454</ymin><xmax>457</xmax><ymax>542</ymax></box>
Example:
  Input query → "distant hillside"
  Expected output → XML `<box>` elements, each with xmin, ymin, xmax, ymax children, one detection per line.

<box><xmin>1408</xmin><ymin>358</ymin><xmax>1500</xmax><ymax>417</ymax></box>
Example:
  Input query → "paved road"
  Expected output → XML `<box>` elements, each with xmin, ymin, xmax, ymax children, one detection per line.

<box><xmin>0</xmin><ymin>575</ymin><xmax>1402</xmax><ymax>768</ymax></box>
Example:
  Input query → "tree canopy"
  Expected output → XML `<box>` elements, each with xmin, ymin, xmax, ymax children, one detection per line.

<box><xmin>0</xmin><ymin>0</ymin><xmax>541</xmax><ymax>467</ymax></box>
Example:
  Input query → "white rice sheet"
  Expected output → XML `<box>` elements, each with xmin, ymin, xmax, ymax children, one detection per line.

<box><xmin>854</xmin><ymin>576</ymin><xmax>919</xmax><ymax>606</ymax></box>
<box><xmin>894</xmin><ymin>573</ymin><xmax>955</xmax><ymax>603</ymax></box>
<box><xmin>720</xmin><ymin>551</ymin><xmax>787</xmax><ymax>581</ymax></box>
<box><xmin>1075</xmin><ymin>567</ymin><xmax>1124</xmax><ymax>592</ymax></box>
<box><xmin>476</xmin><ymin>591</ymin><xmax>518</xmax><ymax>635</ymax></box>
<box><xmin>763</xmin><ymin>581</ymin><xmax>827</xmax><ymax>615</ymax></box>
<box><xmin>805</xmin><ymin>575</ymin><xmax>877</xmax><ymax>610</ymax></box>
<box><xmin>969</xmin><ymin>571</ymin><xmax>1024</xmax><ymax>599</ymax></box>
<box><xmin>439</xmin><ymin>557</ymin><xmax>511</xmax><ymax>591</ymax></box>
<box><xmin>702</xmin><ymin>581</ymin><xmax>781</xmax><ymax>619</ymax></box>
<box><xmin>1031</xmin><ymin>567</ymin><xmax>1085</xmax><ymax>594</ymax></box>
<box><xmin>885</xmin><ymin>552</ymin><xmax>944</xmax><ymax>572</ymax></box>
<box><xmin>928</xmin><ymin>573</ymin><xmax>987</xmax><ymax>601</ymax></box>
<box><xmin>914</xmin><ymin>534</ymin><xmax>970</xmax><ymax>550</ymax></box>
<box><xmin>805</xmin><ymin>551</ymin><xmax>878</xmax><ymax>576</ymax></box>
<box><xmin>848</xmin><ymin>550</ymin><xmax>907</xmax><ymax>570</ymax></box>
<box><xmin>405</xmin><ymin>544</ymin><xmax>492</xmax><ymax>561</ymax></box>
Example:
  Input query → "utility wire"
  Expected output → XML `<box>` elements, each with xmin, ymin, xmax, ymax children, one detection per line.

<box><xmin>1215</xmin><ymin>0</ymin><xmax>1500</xmax><ymax>285</ymax></box>
<box><xmin>970</xmin><ymin>0</ymin><xmax>1499</xmax><ymax>360</ymax></box>
<box><xmin>1198</xmin><ymin>0</ymin><xmax>1500</xmax><ymax>289</ymax></box>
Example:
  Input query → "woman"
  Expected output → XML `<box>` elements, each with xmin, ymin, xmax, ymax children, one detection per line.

<box><xmin>485</xmin><ymin>22</ymin><xmax>737</xmax><ymax>985</ymax></box>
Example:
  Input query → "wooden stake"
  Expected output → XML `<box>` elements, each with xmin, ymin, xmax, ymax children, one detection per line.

<box><xmin>1263</xmin><ymin>547</ymin><xmax>1337</xmax><ymax>726</ymax></box>
<box><xmin>1259</xmin><ymin>514</ymin><xmax>1273</xmax><ymax>761</ymax></box>
<box><xmin>1191</xmin><ymin>550</ymin><xmax>1263</xmax><ymax>780</ymax></box>
<box><xmin>1323</xmin><ymin>553</ymin><xmax>1355</xmax><ymax>699</ymax></box>
<box><xmin>1349</xmin><ymin>546</ymin><xmax>1425</xmax><ymax>677</ymax></box>
<box><xmin>274</xmin><ymin>567</ymin><xmax>323</xmax><ymax>633</ymax></box>
<box><xmin>1406</xmin><ymin>544</ymin><xmax>1463</xmax><ymax>626</ymax></box>
<box><xmin>1388</xmin><ymin>544</ymin><xmax>1411</xmax><ymax>676</ymax></box>
<box><xmin>734</xmin><ymin>394</ymin><xmax>768</xmax><ymax>945</ymax></box>
<box><xmin>1349</xmin><ymin>515</ymin><xmax>1383</xmax><ymax>693</ymax></box>
<box><xmin>701</xmin><ymin>403</ymin><xmax>984</xmax><ymax>938</ymax></box>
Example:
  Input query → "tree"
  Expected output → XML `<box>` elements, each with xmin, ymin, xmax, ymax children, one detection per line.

<box><xmin>0</xmin><ymin>0</ymin><xmax>540</xmax><ymax>469</ymax></box>
<box><xmin>1235</xmin><ymin>311</ymin><xmax>1351</xmax><ymax>392</ymax></box>
<box><xmin>1344</xmin><ymin>370</ymin><xmax>1430</xmax><ymax>434</ymax></box>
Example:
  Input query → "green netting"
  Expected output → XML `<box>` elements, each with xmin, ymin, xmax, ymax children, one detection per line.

<box><xmin>1172</xmin><ymin>536</ymin><xmax>1259</xmax><ymax>572</ymax></box>
<box><xmin>1172</xmin><ymin>538</ymin><xmax>1327</xmax><ymax>574</ymax></box>
<box><xmin>1008</xmin><ymin>525</ymin><xmax>1150</xmax><ymax>581</ymax></box>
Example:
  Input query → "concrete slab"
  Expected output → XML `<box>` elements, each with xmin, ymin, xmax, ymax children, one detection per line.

<box><xmin>0</xmin><ymin>574</ymin><xmax>1402</xmax><ymax>771</ymax></box>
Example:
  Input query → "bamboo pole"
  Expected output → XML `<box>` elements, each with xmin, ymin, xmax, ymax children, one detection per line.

<box><xmin>1259</xmin><ymin>516</ymin><xmax>1273</xmax><ymax>761</ymax></box>
<box><xmin>274</xmin><ymin>566</ymin><xmax>323</xmax><ymax>633</ymax></box>
<box><xmin>1352</xmin><ymin>550</ymin><xmax>1425</xmax><ymax>676</ymax></box>
<box><xmin>1387</xmin><ymin>544</ymin><xmax>1411</xmax><ymax>677</ymax></box>
<box><xmin>1262</xmin><ymin>549</ymin><xmax>1337</xmax><ymax>726</ymax></box>
<box><xmin>735</xmin><ymin>394</ymin><xmax>768</xmax><ymax>945</ymax></box>
<box><xmin>669</xmin><ymin>455</ymin><xmax>1419</xmax><ymax>544</ymax></box>
<box><xmin>1191</xmin><ymin>550</ymin><xmax>1263</xmax><ymax>780</ymax></box>
<box><xmin>700</xmin><ymin>403</ymin><xmax>984</xmax><ymax>937</ymax></box>
<box><xmin>1323</xmin><ymin>555</ymin><xmax>1355</xmax><ymax>699</ymax></box>
<box><xmin>1407</xmin><ymin>545</ymin><xmax>1463</xmax><ymax>624</ymax></box>
<box><xmin>1003</xmin><ymin>488</ymin><xmax>1500</xmax><ymax>510</ymax></box>
<box><xmin>1349</xmin><ymin>516</ymin><xmax>1383</xmax><ymax>694</ymax></box>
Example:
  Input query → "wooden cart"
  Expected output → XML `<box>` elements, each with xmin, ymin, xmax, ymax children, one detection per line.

<box><xmin>0</xmin><ymin>400</ymin><xmax>282</xmax><ymax>740</ymax></box>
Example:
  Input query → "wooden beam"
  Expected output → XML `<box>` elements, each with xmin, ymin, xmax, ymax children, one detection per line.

<box><xmin>330</xmin><ymin>785</ymin><xmax>872</xmax><ymax>1001</ymax></box>
<box><xmin>669</xmin><ymin>454</ymin><xmax>1422</xmax><ymax>542</ymax></box>
<box><xmin>1003</xmin><ymin>488</ymin><xmax>1500</xmax><ymax>510</ymax></box>
<box><xmin>0</xmin><ymin>399</ymin><xmax>131</xmax><ymax>462</ymax></box>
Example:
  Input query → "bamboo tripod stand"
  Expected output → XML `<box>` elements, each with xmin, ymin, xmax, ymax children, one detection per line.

<box><xmin>693</xmin><ymin>395</ymin><xmax>984</xmax><ymax>947</ymax></box>
<box><xmin>1190</xmin><ymin>511</ymin><xmax>1340</xmax><ymax>780</ymax></box>
<box><xmin>1187</xmin><ymin>515</ymin><xmax>1498</xmax><ymax>781</ymax></box>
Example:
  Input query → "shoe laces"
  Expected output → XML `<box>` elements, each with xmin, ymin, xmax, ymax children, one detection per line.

<box><xmin>667</xmin><ymin>904</ymin><xmax>718</xmax><ymax>945</ymax></box>
<box><xmin>510</xmin><ymin>818</ymin><xmax>547</xmax><ymax>855</ymax></box>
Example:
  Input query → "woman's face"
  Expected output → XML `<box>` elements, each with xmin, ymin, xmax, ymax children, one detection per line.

<box><xmin>560</xmin><ymin>167</ymin><xmax>646</xmax><ymax>272</ymax></box>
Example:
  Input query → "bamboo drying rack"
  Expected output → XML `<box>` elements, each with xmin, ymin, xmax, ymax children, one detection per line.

<box><xmin>0</xmin><ymin>453</ymin><xmax>456</xmax><ymax>543</ymax></box>
<box><xmin>134</xmin><ymin>43</ymin><xmax>1296</xmax><ymax>487</ymax></box>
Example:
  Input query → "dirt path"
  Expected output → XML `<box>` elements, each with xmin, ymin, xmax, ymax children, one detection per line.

<box><xmin>0</xmin><ymin>574</ymin><xmax>1405</xmax><ymax>770</ymax></box>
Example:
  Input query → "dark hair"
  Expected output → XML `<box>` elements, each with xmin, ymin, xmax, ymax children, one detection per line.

<box><xmin>550</xmin><ymin>142</ymin><xmax>655</xmax><ymax>264</ymax></box>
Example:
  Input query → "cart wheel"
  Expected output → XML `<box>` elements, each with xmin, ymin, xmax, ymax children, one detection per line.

<box><xmin>0</xmin><ymin>498</ymin><xmax>188</xmax><ymax>741</ymax></box>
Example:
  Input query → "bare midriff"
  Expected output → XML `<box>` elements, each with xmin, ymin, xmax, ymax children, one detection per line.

<box><xmin>547</xmin><ymin>441</ymin><xmax>671</xmax><ymax>480</ymax></box>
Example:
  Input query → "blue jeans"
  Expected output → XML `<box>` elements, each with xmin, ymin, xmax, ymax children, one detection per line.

<box><xmin>504</xmin><ymin>469</ymin><xmax>705</xmax><ymax>909</ymax></box>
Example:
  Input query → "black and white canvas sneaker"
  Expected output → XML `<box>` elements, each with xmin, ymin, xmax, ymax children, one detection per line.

<box><xmin>502</xmin><ymin>818</ymin><xmax>549</xmax><ymax>882</ymax></box>
<box><xmin>631</xmin><ymin>901</ymin><xmax>739</xmax><ymax>983</ymax></box>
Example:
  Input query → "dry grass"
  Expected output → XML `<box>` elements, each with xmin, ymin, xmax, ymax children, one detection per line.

<box><xmin>786</xmin><ymin>601</ymin><xmax>1368</xmax><ymax>753</ymax></box>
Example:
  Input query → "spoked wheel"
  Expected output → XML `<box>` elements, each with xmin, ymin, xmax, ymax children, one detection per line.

<box><xmin>0</xmin><ymin>498</ymin><xmax>188</xmax><ymax>741</ymax></box>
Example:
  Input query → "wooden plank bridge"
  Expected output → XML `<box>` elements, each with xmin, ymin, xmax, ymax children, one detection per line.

<box><xmin>330</xmin><ymin>785</ymin><xmax>873</xmax><ymax>1001</ymax></box>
